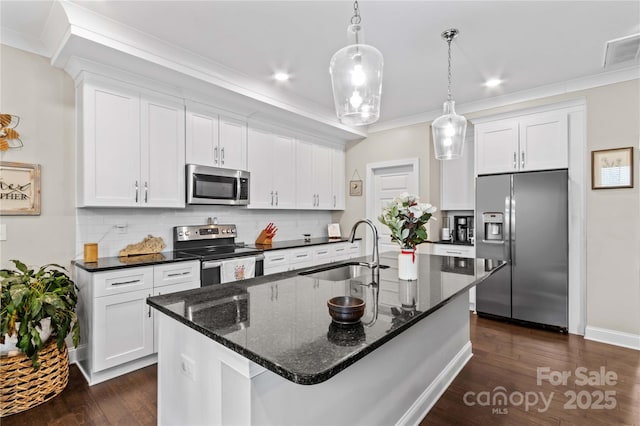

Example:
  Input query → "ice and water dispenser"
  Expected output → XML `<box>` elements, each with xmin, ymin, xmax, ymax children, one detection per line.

<box><xmin>482</xmin><ymin>213</ymin><xmax>504</xmax><ymax>241</ymax></box>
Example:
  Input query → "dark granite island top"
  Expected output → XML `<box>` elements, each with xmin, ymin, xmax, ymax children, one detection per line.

<box><xmin>147</xmin><ymin>252</ymin><xmax>504</xmax><ymax>386</ymax></box>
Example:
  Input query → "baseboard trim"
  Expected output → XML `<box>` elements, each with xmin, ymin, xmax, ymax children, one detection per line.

<box><xmin>397</xmin><ymin>341</ymin><xmax>473</xmax><ymax>426</ymax></box>
<box><xmin>585</xmin><ymin>326</ymin><xmax>640</xmax><ymax>351</ymax></box>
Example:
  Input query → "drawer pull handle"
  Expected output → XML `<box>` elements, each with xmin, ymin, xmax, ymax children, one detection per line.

<box><xmin>271</xmin><ymin>256</ymin><xmax>285</xmax><ymax>261</ymax></box>
<box><xmin>318</xmin><ymin>250</ymin><xmax>328</xmax><ymax>255</ymax></box>
<box><xmin>111</xmin><ymin>279</ymin><xmax>140</xmax><ymax>286</ymax></box>
<box><xmin>446</xmin><ymin>250</ymin><xmax>463</xmax><ymax>255</ymax></box>
<box><xmin>148</xmin><ymin>294</ymin><xmax>151</xmax><ymax>318</ymax></box>
<box><xmin>167</xmin><ymin>272</ymin><xmax>190</xmax><ymax>277</ymax></box>
<box><xmin>296</xmin><ymin>254</ymin><xmax>307</xmax><ymax>258</ymax></box>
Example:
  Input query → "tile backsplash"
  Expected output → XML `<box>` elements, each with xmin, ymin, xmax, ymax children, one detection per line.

<box><xmin>76</xmin><ymin>206</ymin><xmax>333</xmax><ymax>259</ymax></box>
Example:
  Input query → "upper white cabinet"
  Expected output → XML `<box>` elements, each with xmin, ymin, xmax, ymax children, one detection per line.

<box><xmin>440</xmin><ymin>131</ymin><xmax>474</xmax><ymax>210</ymax></box>
<box><xmin>296</xmin><ymin>141</ymin><xmax>332</xmax><ymax>209</ymax></box>
<box><xmin>475</xmin><ymin>110</ymin><xmax>568</xmax><ymax>175</ymax></box>
<box><xmin>247</xmin><ymin>127</ymin><xmax>296</xmax><ymax>209</ymax></box>
<box><xmin>77</xmin><ymin>75</ymin><xmax>185</xmax><ymax>208</ymax></box>
<box><xmin>185</xmin><ymin>101</ymin><xmax>247</xmax><ymax>170</ymax></box>
<box><xmin>332</xmin><ymin>149</ymin><xmax>346</xmax><ymax>210</ymax></box>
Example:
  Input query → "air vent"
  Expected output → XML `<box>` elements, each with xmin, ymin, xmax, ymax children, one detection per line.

<box><xmin>603</xmin><ymin>33</ymin><xmax>640</xmax><ymax>68</ymax></box>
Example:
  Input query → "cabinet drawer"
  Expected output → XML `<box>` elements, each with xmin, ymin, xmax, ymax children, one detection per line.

<box><xmin>331</xmin><ymin>242</ymin><xmax>348</xmax><ymax>256</ymax></box>
<box><xmin>94</xmin><ymin>267</ymin><xmax>153</xmax><ymax>298</ymax></box>
<box><xmin>289</xmin><ymin>248</ymin><xmax>313</xmax><ymax>265</ymax></box>
<box><xmin>154</xmin><ymin>261</ymin><xmax>200</xmax><ymax>288</ymax></box>
<box><xmin>313</xmin><ymin>246</ymin><xmax>332</xmax><ymax>265</ymax></box>
<box><xmin>432</xmin><ymin>244</ymin><xmax>475</xmax><ymax>259</ymax></box>
<box><xmin>264</xmin><ymin>251</ymin><xmax>290</xmax><ymax>269</ymax></box>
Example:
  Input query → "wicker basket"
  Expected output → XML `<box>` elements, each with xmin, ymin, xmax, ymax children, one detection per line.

<box><xmin>0</xmin><ymin>339</ymin><xmax>69</xmax><ymax>417</ymax></box>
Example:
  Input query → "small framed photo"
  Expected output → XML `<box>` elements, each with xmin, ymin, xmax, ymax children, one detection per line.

<box><xmin>349</xmin><ymin>179</ymin><xmax>363</xmax><ymax>196</ymax></box>
<box><xmin>591</xmin><ymin>147</ymin><xmax>634</xmax><ymax>190</ymax></box>
<box><xmin>0</xmin><ymin>161</ymin><xmax>41</xmax><ymax>215</ymax></box>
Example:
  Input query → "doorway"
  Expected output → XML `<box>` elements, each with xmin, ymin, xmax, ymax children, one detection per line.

<box><xmin>365</xmin><ymin>158</ymin><xmax>419</xmax><ymax>255</ymax></box>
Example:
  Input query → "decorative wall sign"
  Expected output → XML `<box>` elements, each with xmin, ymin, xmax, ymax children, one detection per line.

<box><xmin>0</xmin><ymin>162</ymin><xmax>41</xmax><ymax>215</ymax></box>
<box><xmin>349</xmin><ymin>180</ymin><xmax>363</xmax><ymax>196</ymax></box>
<box><xmin>591</xmin><ymin>147</ymin><xmax>634</xmax><ymax>189</ymax></box>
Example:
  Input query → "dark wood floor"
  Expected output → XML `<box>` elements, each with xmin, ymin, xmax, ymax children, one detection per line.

<box><xmin>3</xmin><ymin>315</ymin><xmax>639</xmax><ymax>425</ymax></box>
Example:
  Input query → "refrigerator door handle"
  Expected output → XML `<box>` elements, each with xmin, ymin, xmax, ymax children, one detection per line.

<box><xmin>513</xmin><ymin>152</ymin><xmax>517</xmax><ymax>169</ymax></box>
<box><xmin>510</xmin><ymin>190</ymin><xmax>516</xmax><ymax>266</ymax></box>
<box><xmin>504</xmin><ymin>195</ymin><xmax>511</xmax><ymax>261</ymax></box>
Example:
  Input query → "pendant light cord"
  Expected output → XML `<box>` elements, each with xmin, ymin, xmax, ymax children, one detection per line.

<box><xmin>350</xmin><ymin>1</ymin><xmax>361</xmax><ymax>24</ymax></box>
<box><xmin>447</xmin><ymin>37</ymin><xmax>453</xmax><ymax>102</ymax></box>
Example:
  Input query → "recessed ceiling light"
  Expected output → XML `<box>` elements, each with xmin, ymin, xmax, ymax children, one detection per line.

<box><xmin>274</xmin><ymin>72</ymin><xmax>290</xmax><ymax>81</ymax></box>
<box><xmin>484</xmin><ymin>78</ymin><xmax>502</xmax><ymax>88</ymax></box>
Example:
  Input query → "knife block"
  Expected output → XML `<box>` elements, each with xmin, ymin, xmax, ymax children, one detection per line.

<box><xmin>255</xmin><ymin>229</ymin><xmax>273</xmax><ymax>245</ymax></box>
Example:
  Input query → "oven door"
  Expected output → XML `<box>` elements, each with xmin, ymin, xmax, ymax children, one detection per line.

<box><xmin>201</xmin><ymin>254</ymin><xmax>264</xmax><ymax>286</ymax></box>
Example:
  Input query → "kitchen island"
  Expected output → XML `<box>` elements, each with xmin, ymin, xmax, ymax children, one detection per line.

<box><xmin>148</xmin><ymin>252</ymin><xmax>503</xmax><ymax>425</ymax></box>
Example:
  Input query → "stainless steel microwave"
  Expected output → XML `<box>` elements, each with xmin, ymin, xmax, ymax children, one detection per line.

<box><xmin>186</xmin><ymin>164</ymin><xmax>250</xmax><ymax>206</ymax></box>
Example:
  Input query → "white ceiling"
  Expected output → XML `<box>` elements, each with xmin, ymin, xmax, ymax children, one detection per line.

<box><xmin>1</xmin><ymin>1</ymin><xmax>639</xmax><ymax>131</ymax></box>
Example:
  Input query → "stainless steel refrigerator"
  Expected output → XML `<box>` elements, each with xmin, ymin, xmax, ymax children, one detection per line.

<box><xmin>476</xmin><ymin>170</ymin><xmax>568</xmax><ymax>330</ymax></box>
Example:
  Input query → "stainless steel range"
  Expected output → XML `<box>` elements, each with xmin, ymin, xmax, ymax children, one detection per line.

<box><xmin>173</xmin><ymin>224</ymin><xmax>264</xmax><ymax>286</ymax></box>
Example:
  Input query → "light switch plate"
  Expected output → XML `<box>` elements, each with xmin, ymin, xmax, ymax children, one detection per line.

<box><xmin>0</xmin><ymin>224</ymin><xmax>6</xmax><ymax>241</ymax></box>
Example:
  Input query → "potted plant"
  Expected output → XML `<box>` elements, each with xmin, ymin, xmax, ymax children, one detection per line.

<box><xmin>0</xmin><ymin>260</ymin><xmax>80</xmax><ymax>368</ymax></box>
<box><xmin>378</xmin><ymin>192</ymin><xmax>437</xmax><ymax>280</ymax></box>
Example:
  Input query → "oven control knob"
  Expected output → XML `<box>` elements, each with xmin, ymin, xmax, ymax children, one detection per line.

<box><xmin>184</xmin><ymin>231</ymin><xmax>190</xmax><ymax>237</ymax></box>
<box><xmin>178</xmin><ymin>231</ymin><xmax>184</xmax><ymax>237</ymax></box>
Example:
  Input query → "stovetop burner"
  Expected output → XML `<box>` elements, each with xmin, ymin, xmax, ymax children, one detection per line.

<box><xmin>173</xmin><ymin>224</ymin><xmax>262</xmax><ymax>261</ymax></box>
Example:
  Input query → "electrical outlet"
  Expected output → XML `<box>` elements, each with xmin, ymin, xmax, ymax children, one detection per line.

<box><xmin>180</xmin><ymin>354</ymin><xmax>196</xmax><ymax>381</ymax></box>
<box><xmin>115</xmin><ymin>224</ymin><xmax>128</xmax><ymax>234</ymax></box>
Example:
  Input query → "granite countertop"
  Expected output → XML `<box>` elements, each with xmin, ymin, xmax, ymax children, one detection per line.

<box><xmin>147</xmin><ymin>252</ymin><xmax>505</xmax><ymax>385</ymax></box>
<box><xmin>249</xmin><ymin>237</ymin><xmax>356</xmax><ymax>251</ymax></box>
<box><xmin>73</xmin><ymin>252</ymin><xmax>201</xmax><ymax>272</ymax></box>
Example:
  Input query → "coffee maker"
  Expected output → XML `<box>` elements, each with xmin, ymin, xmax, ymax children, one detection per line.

<box><xmin>453</xmin><ymin>216</ymin><xmax>474</xmax><ymax>244</ymax></box>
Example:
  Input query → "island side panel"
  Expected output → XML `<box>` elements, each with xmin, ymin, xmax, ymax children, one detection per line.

<box><xmin>157</xmin><ymin>292</ymin><xmax>471</xmax><ymax>425</ymax></box>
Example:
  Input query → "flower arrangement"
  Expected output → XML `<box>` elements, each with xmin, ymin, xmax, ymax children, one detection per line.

<box><xmin>378</xmin><ymin>192</ymin><xmax>437</xmax><ymax>250</ymax></box>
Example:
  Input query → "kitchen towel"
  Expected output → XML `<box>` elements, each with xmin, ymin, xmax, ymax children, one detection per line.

<box><xmin>220</xmin><ymin>257</ymin><xmax>256</xmax><ymax>283</ymax></box>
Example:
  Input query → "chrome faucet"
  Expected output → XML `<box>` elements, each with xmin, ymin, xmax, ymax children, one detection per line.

<box><xmin>349</xmin><ymin>219</ymin><xmax>380</xmax><ymax>269</ymax></box>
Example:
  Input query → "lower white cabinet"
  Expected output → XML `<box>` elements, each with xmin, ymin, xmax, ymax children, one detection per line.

<box><xmin>262</xmin><ymin>241</ymin><xmax>362</xmax><ymax>276</ymax></box>
<box><xmin>75</xmin><ymin>260</ymin><xmax>200</xmax><ymax>385</ymax></box>
<box><xmin>431</xmin><ymin>244</ymin><xmax>475</xmax><ymax>258</ymax></box>
<box><xmin>93</xmin><ymin>288</ymin><xmax>154</xmax><ymax>372</ymax></box>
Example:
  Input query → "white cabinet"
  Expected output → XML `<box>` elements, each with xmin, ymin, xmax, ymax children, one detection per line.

<box><xmin>247</xmin><ymin>127</ymin><xmax>296</xmax><ymax>209</ymax></box>
<box><xmin>332</xmin><ymin>149</ymin><xmax>346</xmax><ymax>210</ymax></box>
<box><xmin>475</xmin><ymin>110</ymin><xmax>568</xmax><ymax>175</ymax></box>
<box><xmin>261</xmin><ymin>241</ymin><xmax>361</xmax><ymax>276</ymax></box>
<box><xmin>431</xmin><ymin>244</ymin><xmax>475</xmax><ymax>258</ymax></box>
<box><xmin>263</xmin><ymin>250</ymin><xmax>290</xmax><ymax>275</ymax></box>
<box><xmin>441</xmin><ymin>132</ymin><xmax>475</xmax><ymax>210</ymax></box>
<box><xmin>295</xmin><ymin>141</ymin><xmax>332</xmax><ymax>209</ymax></box>
<box><xmin>75</xmin><ymin>260</ymin><xmax>200</xmax><ymax>384</ymax></box>
<box><xmin>295</xmin><ymin>141</ymin><xmax>345</xmax><ymax>210</ymax></box>
<box><xmin>77</xmin><ymin>75</ymin><xmax>185</xmax><ymax>208</ymax></box>
<box><xmin>331</xmin><ymin>242</ymin><xmax>350</xmax><ymax>262</ymax></box>
<box><xmin>186</xmin><ymin>102</ymin><xmax>247</xmax><ymax>170</ymax></box>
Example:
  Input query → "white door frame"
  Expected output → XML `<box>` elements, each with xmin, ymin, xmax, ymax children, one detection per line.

<box><xmin>365</xmin><ymin>158</ymin><xmax>420</xmax><ymax>255</ymax></box>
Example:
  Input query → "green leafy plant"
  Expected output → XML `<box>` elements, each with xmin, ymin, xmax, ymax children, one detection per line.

<box><xmin>378</xmin><ymin>192</ymin><xmax>437</xmax><ymax>249</ymax></box>
<box><xmin>0</xmin><ymin>260</ymin><xmax>80</xmax><ymax>369</ymax></box>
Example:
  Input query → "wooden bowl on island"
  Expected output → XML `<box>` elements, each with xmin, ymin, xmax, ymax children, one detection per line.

<box><xmin>327</xmin><ymin>296</ymin><xmax>365</xmax><ymax>324</ymax></box>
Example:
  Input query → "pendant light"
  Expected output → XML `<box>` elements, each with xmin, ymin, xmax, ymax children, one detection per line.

<box><xmin>329</xmin><ymin>1</ymin><xmax>383</xmax><ymax>126</ymax></box>
<box><xmin>432</xmin><ymin>29</ymin><xmax>467</xmax><ymax>160</ymax></box>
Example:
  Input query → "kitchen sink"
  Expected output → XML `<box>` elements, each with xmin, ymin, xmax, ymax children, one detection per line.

<box><xmin>299</xmin><ymin>262</ymin><xmax>389</xmax><ymax>282</ymax></box>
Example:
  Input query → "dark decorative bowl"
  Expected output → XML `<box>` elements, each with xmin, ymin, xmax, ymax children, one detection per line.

<box><xmin>327</xmin><ymin>296</ymin><xmax>365</xmax><ymax>324</ymax></box>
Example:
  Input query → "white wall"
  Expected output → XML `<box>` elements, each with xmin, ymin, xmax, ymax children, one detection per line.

<box><xmin>0</xmin><ymin>45</ymin><xmax>76</xmax><ymax>270</ymax></box>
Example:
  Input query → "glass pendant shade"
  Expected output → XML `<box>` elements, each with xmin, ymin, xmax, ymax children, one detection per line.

<box><xmin>330</xmin><ymin>24</ymin><xmax>383</xmax><ymax>126</ymax></box>
<box><xmin>432</xmin><ymin>100</ymin><xmax>467</xmax><ymax>160</ymax></box>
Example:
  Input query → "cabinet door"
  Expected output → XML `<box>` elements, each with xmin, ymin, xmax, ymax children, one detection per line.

<box><xmin>247</xmin><ymin>127</ymin><xmax>274</xmax><ymax>208</ymax></box>
<box><xmin>185</xmin><ymin>105</ymin><xmax>219</xmax><ymax>167</ymax></box>
<box><xmin>313</xmin><ymin>144</ymin><xmax>333</xmax><ymax>209</ymax></box>
<box><xmin>332</xmin><ymin>148</ymin><xmax>346</xmax><ymax>210</ymax></box>
<box><xmin>141</xmin><ymin>94</ymin><xmax>185</xmax><ymax>208</ymax></box>
<box><xmin>93</xmin><ymin>289</ymin><xmax>154</xmax><ymax>372</ymax></box>
<box><xmin>153</xmin><ymin>280</ymin><xmax>199</xmax><ymax>353</ymax></box>
<box><xmin>519</xmin><ymin>111</ymin><xmax>568</xmax><ymax>171</ymax></box>
<box><xmin>295</xmin><ymin>141</ymin><xmax>315</xmax><ymax>209</ymax></box>
<box><xmin>475</xmin><ymin>119</ymin><xmax>519</xmax><ymax>175</ymax></box>
<box><xmin>219</xmin><ymin>116</ymin><xmax>247</xmax><ymax>170</ymax></box>
<box><xmin>441</xmin><ymin>133</ymin><xmax>475</xmax><ymax>210</ymax></box>
<box><xmin>80</xmin><ymin>82</ymin><xmax>140</xmax><ymax>207</ymax></box>
<box><xmin>272</xmin><ymin>135</ymin><xmax>296</xmax><ymax>209</ymax></box>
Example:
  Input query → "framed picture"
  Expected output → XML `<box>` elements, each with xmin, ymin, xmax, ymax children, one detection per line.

<box><xmin>349</xmin><ymin>179</ymin><xmax>363</xmax><ymax>196</ymax></box>
<box><xmin>591</xmin><ymin>147</ymin><xmax>634</xmax><ymax>190</ymax></box>
<box><xmin>0</xmin><ymin>161</ymin><xmax>41</xmax><ymax>215</ymax></box>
